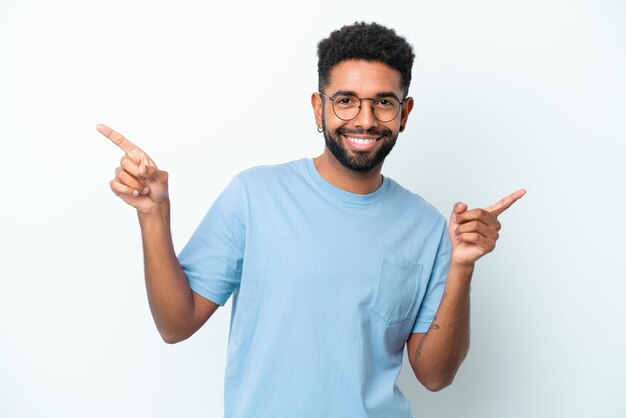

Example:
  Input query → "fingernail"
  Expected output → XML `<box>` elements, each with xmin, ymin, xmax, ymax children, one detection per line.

<box><xmin>140</xmin><ymin>165</ymin><xmax>146</xmax><ymax>175</ymax></box>
<box><xmin>141</xmin><ymin>187</ymin><xmax>149</xmax><ymax>194</ymax></box>
<box><xmin>132</xmin><ymin>190</ymin><xmax>139</xmax><ymax>197</ymax></box>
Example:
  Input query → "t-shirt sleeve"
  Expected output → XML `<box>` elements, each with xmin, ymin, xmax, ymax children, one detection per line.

<box><xmin>412</xmin><ymin>220</ymin><xmax>451</xmax><ymax>333</ymax></box>
<box><xmin>177</xmin><ymin>176</ymin><xmax>247</xmax><ymax>306</ymax></box>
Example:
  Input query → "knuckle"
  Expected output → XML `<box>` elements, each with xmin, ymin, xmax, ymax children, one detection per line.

<box><xmin>117</xmin><ymin>170</ymin><xmax>138</xmax><ymax>188</ymax></box>
<box><xmin>121</xmin><ymin>156</ymin><xmax>138</xmax><ymax>173</ymax></box>
<box><xmin>116</xmin><ymin>167</ymin><xmax>127</xmax><ymax>181</ymax></box>
<box><xmin>120</xmin><ymin>158</ymin><xmax>131</xmax><ymax>171</ymax></box>
<box><xmin>109</xmin><ymin>179</ymin><xmax>122</xmax><ymax>194</ymax></box>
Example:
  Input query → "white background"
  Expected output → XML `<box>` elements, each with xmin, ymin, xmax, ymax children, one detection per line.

<box><xmin>1</xmin><ymin>1</ymin><xmax>625</xmax><ymax>417</ymax></box>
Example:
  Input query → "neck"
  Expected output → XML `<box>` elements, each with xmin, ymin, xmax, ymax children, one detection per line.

<box><xmin>314</xmin><ymin>151</ymin><xmax>384</xmax><ymax>195</ymax></box>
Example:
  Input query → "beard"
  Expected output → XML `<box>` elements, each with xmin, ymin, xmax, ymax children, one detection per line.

<box><xmin>322</xmin><ymin>119</ymin><xmax>398</xmax><ymax>173</ymax></box>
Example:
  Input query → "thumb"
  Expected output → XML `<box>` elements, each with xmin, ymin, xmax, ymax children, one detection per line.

<box><xmin>449</xmin><ymin>202</ymin><xmax>467</xmax><ymax>243</ymax></box>
<box><xmin>153</xmin><ymin>169</ymin><xmax>169</xmax><ymax>184</ymax></box>
<box><xmin>144</xmin><ymin>165</ymin><xmax>168</xmax><ymax>184</ymax></box>
<box><xmin>453</xmin><ymin>202</ymin><xmax>467</xmax><ymax>214</ymax></box>
<box><xmin>450</xmin><ymin>202</ymin><xmax>468</xmax><ymax>223</ymax></box>
<box><xmin>143</xmin><ymin>164</ymin><xmax>157</xmax><ymax>177</ymax></box>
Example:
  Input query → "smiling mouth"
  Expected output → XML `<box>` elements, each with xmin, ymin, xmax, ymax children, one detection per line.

<box><xmin>342</xmin><ymin>134</ymin><xmax>383</xmax><ymax>150</ymax></box>
<box><xmin>345</xmin><ymin>136</ymin><xmax>380</xmax><ymax>145</ymax></box>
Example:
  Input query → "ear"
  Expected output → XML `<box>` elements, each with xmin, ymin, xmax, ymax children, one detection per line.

<box><xmin>311</xmin><ymin>92</ymin><xmax>323</xmax><ymax>129</ymax></box>
<box><xmin>399</xmin><ymin>96</ymin><xmax>414</xmax><ymax>132</ymax></box>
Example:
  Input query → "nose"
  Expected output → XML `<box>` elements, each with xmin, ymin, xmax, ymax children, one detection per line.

<box><xmin>352</xmin><ymin>99</ymin><xmax>378</xmax><ymax>130</ymax></box>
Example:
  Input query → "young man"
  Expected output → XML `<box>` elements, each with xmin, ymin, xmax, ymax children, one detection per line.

<box><xmin>98</xmin><ymin>22</ymin><xmax>524</xmax><ymax>418</ymax></box>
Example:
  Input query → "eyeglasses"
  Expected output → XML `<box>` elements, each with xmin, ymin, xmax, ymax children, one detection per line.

<box><xmin>318</xmin><ymin>91</ymin><xmax>404</xmax><ymax>122</ymax></box>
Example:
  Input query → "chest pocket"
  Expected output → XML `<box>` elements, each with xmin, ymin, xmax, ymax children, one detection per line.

<box><xmin>370</xmin><ymin>252</ymin><xmax>423</xmax><ymax>324</ymax></box>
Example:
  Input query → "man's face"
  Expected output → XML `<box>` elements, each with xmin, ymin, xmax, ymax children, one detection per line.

<box><xmin>314</xmin><ymin>60</ymin><xmax>414</xmax><ymax>173</ymax></box>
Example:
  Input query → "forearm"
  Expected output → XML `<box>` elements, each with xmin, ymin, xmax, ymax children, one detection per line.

<box><xmin>138</xmin><ymin>200</ymin><xmax>195</xmax><ymax>343</ymax></box>
<box><xmin>408</xmin><ymin>189</ymin><xmax>524</xmax><ymax>390</ymax></box>
<box><xmin>410</xmin><ymin>262</ymin><xmax>473</xmax><ymax>389</ymax></box>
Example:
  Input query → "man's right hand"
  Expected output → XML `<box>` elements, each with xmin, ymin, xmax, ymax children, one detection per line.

<box><xmin>97</xmin><ymin>123</ymin><xmax>169</xmax><ymax>215</ymax></box>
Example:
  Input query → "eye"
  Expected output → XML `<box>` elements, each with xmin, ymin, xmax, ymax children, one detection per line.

<box><xmin>376</xmin><ymin>99</ymin><xmax>396</xmax><ymax>107</ymax></box>
<box><xmin>334</xmin><ymin>95</ymin><xmax>358</xmax><ymax>107</ymax></box>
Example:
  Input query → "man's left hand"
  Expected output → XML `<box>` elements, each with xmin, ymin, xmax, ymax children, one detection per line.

<box><xmin>449</xmin><ymin>189</ymin><xmax>526</xmax><ymax>267</ymax></box>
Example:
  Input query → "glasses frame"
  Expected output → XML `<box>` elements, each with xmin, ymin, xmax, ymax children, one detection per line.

<box><xmin>318</xmin><ymin>91</ymin><xmax>405</xmax><ymax>123</ymax></box>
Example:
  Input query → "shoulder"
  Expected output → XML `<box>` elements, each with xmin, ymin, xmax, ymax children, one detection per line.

<box><xmin>235</xmin><ymin>159</ymin><xmax>304</xmax><ymax>180</ymax></box>
<box><xmin>232</xmin><ymin>159</ymin><xmax>307</xmax><ymax>189</ymax></box>
<box><xmin>385</xmin><ymin>178</ymin><xmax>447</xmax><ymax>226</ymax></box>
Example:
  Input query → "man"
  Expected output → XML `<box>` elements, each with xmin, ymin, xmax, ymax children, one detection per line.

<box><xmin>98</xmin><ymin>22</ymin><xmax>525</xmax><ymax>418</ymax></box>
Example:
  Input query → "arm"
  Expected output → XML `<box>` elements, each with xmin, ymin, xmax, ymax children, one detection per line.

<box><xmin>407</xmin><ymin>262</ymin><xmax>473</xmax><ymax>391</ymax></box>
<box><xmin>97</xmin><ymin>123</ymin><xmax>219</xmax><ymax>344</ymax></box>
<box><xmin>138</xmin><ymin>201</ymin><xmax>219</xmax><ymax>344</ymax></box>
<box><xmin>407</xmin><ymin>190</ymin><xmax>526</xmax><ymax>391</ymax></box>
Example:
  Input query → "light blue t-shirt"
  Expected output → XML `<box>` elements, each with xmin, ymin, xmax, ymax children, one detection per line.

<box><xmin>178</xmin><ymin>158</ymin><xmax>451</xmax><ymax>418</ymax></box>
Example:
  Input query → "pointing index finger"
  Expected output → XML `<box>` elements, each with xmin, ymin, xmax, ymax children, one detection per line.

<box><xmin>96</xmin><ymin>123</ymin><xmax>141</xmax><ymax>154</ymax></box>
<box><xmin>486</xmin><ymin>189</ymin><xmax>527</xmax><ymax>217</ymax></box>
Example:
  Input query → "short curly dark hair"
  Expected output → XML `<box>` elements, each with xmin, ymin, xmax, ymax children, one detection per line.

<box><xmin>317</xmin><ymin>22</ymin><xmax>415</xmax><ymax>97</ymax></box>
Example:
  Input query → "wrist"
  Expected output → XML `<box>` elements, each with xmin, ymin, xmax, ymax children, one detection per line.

<box><xmin>449</xmin><ymin>261</ymin><xmax>475</xmax><ymax>278</ymax></box>
<box><xmin>450</xmin><ymin>259</ymin><xmax>474</xmax><ymax>268</ymax></box>
<box><xmin>137</xmin><ymin>199</ymin><xmax>170</xmax><ymax>223</ymax></box>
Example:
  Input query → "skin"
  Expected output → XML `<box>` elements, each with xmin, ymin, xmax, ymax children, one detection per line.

<box><xmin>311</xmin><ymin>60</ymin><xmax>414</xmax><ymax>195</ymax></box>
<box><xmin>98</xmin><ymin>59</ymin><xmax>525</xmax><ymax>390</ymax></box>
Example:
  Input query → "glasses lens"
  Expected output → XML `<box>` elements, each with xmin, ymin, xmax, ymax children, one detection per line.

<box><xmin>331</xmin><ymin>95</ymin><xmax>402</xmax><ymax>122</ymax></box>
<box><xmin>373</xmin><ymin>98</ymin><xmax>401</xmax><ymax>122</ymax></box>
<box><xmin>332</xmin><ymin>95</ymin><xmax>360</xmax><ymax>120</ymax></box>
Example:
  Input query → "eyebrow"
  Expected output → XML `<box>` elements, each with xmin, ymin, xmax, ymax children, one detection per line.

<box><xmin>331</xmin><ymin>90</ymin><xmax>402</xmax><ymax>101</ymax></box>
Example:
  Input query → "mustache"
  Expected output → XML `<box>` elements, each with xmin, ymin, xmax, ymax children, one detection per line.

<box><xmin>335</xmin><ymin>127</ymin><xmax>392</xmax><ymax>137</ymax></box>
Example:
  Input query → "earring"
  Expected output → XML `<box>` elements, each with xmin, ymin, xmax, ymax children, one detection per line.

<box><xmin>317</xmin><ymin>126</ymin><xmax>323</xmax><ymax>133</ymax></box>
<box><xmin>399</xmin><ymin>125</ymin><xmax>405</xmax><ymax>132</ymax></box>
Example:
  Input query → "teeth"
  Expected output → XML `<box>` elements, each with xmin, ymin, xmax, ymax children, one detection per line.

<box><xmin>346</xmin><ymin>136</ymin><xmax>375</xmax><ymax>145</ymax></box>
